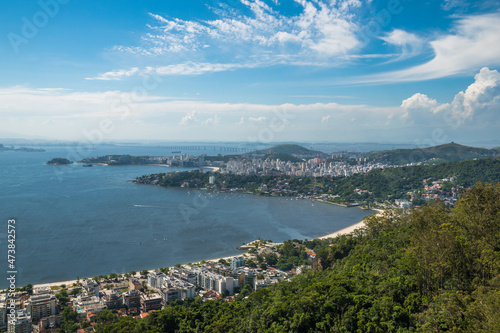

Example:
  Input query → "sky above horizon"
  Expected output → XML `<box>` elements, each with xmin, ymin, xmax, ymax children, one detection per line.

<box><xmin>1</xmin><ymin>0</ymin><xmax>499</xmax><ymax>145</ymax></box>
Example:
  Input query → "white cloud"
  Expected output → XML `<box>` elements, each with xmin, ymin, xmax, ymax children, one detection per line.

<box><xmin>202</xmin><ymin>115</ymin><xmax>221</xmax><ymax>125</ymax></box>
<box><xmin>448</xmin><ymin>67</ymin><xmax>500</xmax><ymax>122</ymax></box>
<box><xmin>111</xmin><ymin>0</ymin><xmax>362</xmax><ymax>69</ymax></box>
<box><xmin>2</xmin><ymin>80</ymin><xmax>497</xmax><ymax>142</ymax></box>
<box><xmin>87</xmin><ymin>61</ymin><xmax>259</xmax><ymax>81</ymax></box>
<box><xmin>179</xmin><ymin>111</ymin><xmax>198</xmax><ymax>125</ymax></box>
<box><xmin>249</xmin><ymin>116</ymin><xmax>267</xmax><ymax>123</ymax></box>
<box><xmin>359</xmin><ymin>13</ymin><xmax>500</xmax><ymax>83</ymax></box>
<box><xmin>86</xmin><ymin>68</ymin><xmax>140</xmax><ymax>81</ymax></box>
<box><xmin>380</xmin><ymin>29</ymin><xmax>424</xmax><ymax>59</ymax></box>
<box><xmin>442</xmin><ymin>0</ymin><xmax>468</xmax><ymax>11</ymax></box>
<box><xmin>151</xmin><ymin>62</ymin><xmax>245</xmax><ymax>75</ymax></box>
<box><xmin>401</xmin><ymin>67</ymin><xmax>500</xmax><ymax>125</ymax></box>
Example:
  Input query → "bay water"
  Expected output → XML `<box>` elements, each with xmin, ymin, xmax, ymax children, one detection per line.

<box><xmin>0</xmin><ymin>144</ymin><xmax>373</xmax><ymax>288</ymax></box>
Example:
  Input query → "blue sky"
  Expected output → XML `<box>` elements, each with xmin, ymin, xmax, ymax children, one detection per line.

<box><xmin>1</xmin><ymin>0</ymin><xmax>499</xmax><ymax>144</ymax></box>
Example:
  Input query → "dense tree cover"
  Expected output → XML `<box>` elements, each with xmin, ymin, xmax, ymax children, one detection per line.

<box><xmin>94</xmin><ymin>183</ymin><xmax>500</xmax><ymax>332</ymax></box>
<box><xmin>325</xmin><ymin>157</ymin><xmax>500</xmax><ymax>203</ymax></box>
<box><xmin>253</xmin><ymin>144</ymin><xmax>326</xmax><ymax>158</ymax></box>
<box><xmin>274</xmin><ymin>240</ymin><xmax>310</xmax><ymax>271</ymax></box>
<box><xmin>79</xmin><ymin>155</ymin><xmax>152</xmax><ymax>165</ymax></box>
<box><xmin>139</xmin><ymin>158</ymin><xmax>500</xmax><ymax>205</ymax></box>
<box><xmin>365</xmin><ymin>143</ymin><xmax>500</xmax><ymax>165</ymax></box>
<box><xmin>47</xmin><ymin>157</ymin><xmax>72</xmax><ymax>165</ymax></box>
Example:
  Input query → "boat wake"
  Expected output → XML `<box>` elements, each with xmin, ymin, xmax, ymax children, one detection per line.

<box><xmin>133</xmin><ymin>204</ymin><xmax>165</xmax><ymax>208</ymax></box>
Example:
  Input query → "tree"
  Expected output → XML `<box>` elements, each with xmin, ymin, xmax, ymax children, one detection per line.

<box><xmin>22</xmin><ymin>284</ymin><xmax>33</xmax><ymax>295</ymax></box>
<box><xmin>259</xmin><ymin>262</ymin><xmax>267</xmax><ymax>270</ymax></box>
<box><xmin>218</xmin><ymin>258</ymin><xmax>229</xmax><ymax>266</ymax></box>
<box><xmin>109</xmin><ymin>273</ymin><xmax>118</xmax><ymax>280</ymax></box>
<box><xmin>70</xmin><ymin>288</ymin><xmax>81</xmax><ymax>296</ymax></box>
<box><xmin>56</xmin><ymin>290</ymin><xmax>70</xmax><ymax>307</ymax></box>
<box><xmin>141</xmin><ymin>270</ymin><xmax>149</xmax><ymax>277</ymax></box>
<box><xmin>265</xmin><ymin>253</ymin><xmax>278</xmax><ymax>266</ymax></box>
<box><xmin>246</xmin><ymin>260</ymin><xmax>257</xmax><ymax>268</ymax></box>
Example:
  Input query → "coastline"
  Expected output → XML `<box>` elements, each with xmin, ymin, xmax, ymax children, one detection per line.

<box><xmin>316</xmin><ymin>209</ymin><xmax>382</xmax><ymax>239</ymax></box>
<box><xmin>28</xmin><ymin>211</ymin><xmax>382</xmax><ymax>290</ymax></box>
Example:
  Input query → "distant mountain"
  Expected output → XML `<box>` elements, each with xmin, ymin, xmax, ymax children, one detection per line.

<box><xmin>364</xmin><ymin>143</ymin><xmax>500</xmax><ymax>165</ymax></box>
<box><xmin>253</xmin><ymin>144</ymin><xmax>327</xmax><ymax>158</ymax></box>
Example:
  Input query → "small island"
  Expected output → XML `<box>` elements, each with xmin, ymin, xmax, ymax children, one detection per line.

<box><xmin>47</xmin><ymin>158</ymin><xmax>73</xmax><ymax>165</ymax></box>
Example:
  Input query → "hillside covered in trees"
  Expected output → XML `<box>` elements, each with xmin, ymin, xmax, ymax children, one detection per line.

<box><xmin>364</xmin><ymin>143</ymin><xmax>500</xmax><ymax>165</ymax></box>
<box><xmin>325</xmin><ymin>157</ymin><xmax>500</xmax><ymax>204</ymax></box>
<box><xmin>94</xmin><ymin>183</ymin><xmax>500</xmax><ymax>332</ymax></box>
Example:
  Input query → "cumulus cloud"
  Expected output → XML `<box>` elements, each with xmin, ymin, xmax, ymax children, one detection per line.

<box><xmin>401</xmin><ymin>67</ymin><xmax>500</xmax><ymax>125</ymax></box>
<box><xmin>3</xmin><ymin>81</ymin><xmax>497</xmax><ymax>142</ymax></box>
<box><xmin>202</xmin><ymin>115</ymin><xmax>221</xmax><ymax>125</ymax></box>
<box><xmin>179</xmin><ymin>111</ymin><xmax>198</xmax><ymax>125</ymax></box>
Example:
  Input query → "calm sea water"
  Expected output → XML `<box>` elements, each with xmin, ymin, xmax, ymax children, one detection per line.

<box><xmin>0</xmin><ymin>144</ymin><xmax>373</xmax><ymax>288</ymax></box>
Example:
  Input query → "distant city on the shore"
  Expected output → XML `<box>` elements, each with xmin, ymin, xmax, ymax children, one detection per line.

<box><xmin>2</xmin><ymin>141</ymin><xmax>500</xmax><ymax>332</ymax></box>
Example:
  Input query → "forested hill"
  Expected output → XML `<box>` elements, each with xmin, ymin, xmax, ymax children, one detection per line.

<box><xmin>364</xmin><ymin>142</ymin><xmax>499</xmax><ymax>165</ymax></box>
<box><xmin>328</xmin><ymin>157</ymin><xmax>500</xmax><ymax>203</ymax></box>
<box><xmin>94</xmin><ymin>183</ymin><xmax>500</xmax><ymax>332</ymax></box>
<box><xmin>253</xmin><ymin>144</ymin><xmax>327</xmax><ymax>158</ymax></box>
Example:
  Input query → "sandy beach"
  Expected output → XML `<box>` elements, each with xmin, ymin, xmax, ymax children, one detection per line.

<box><xmin>316</xmin><ymin>220</ymin><xmax>367</xmax><ymax>239</ymax></box>
<box><xmin>316</xmin><ymin>208</ymin><xmax>383</xmax><ymax>240</ymax></box>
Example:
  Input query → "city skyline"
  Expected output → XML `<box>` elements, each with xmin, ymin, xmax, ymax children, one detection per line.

<box><xmin>1</xmin><ymin>0</ymin><xmax>499</xmax><ymax>144</ymax></box>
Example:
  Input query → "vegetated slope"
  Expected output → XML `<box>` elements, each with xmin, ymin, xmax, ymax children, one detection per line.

<box><xmin>365</xmin><ymin>142</ymin><xmax>499</xmax><ymax>165</ymax></box>
<box><xmin>47</xmin><ymin>158</ymin><xmax>72</xmax><ymax>165</ymax></box>
<box><xmin>328</xmin><ymin>157</ymin><xmax>500</xmax><ymax>202</ymax></box>
<box><xmin>94</xmin><ymin>183</ymin><xmax>500</xmax><ymax>333</ymax></box>
<box><xmin>254</xmin><ymin>144</ymin><xmax>327</xmax><ymax>157</ymax></box>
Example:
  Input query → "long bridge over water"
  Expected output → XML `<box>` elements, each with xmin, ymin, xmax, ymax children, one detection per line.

<box><xmin>155</xmin><ymin>145</ymin><xmax>255</xmax><ymax>153</ymax></box>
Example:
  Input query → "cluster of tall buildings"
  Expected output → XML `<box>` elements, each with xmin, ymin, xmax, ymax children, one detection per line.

<box><xmin>152</xmin><ymin>256</ymin><xmax>286</xmax><ymax>298</ymax></box>
<box><xmin>222</xmin><ymin>158</ymin><xmax>392</xmax><ymax>178</ymax></box>
<box><xmin>1</xmin><ymin>287</ymin><xmax>59</xmax><ymax>333</ymax></box>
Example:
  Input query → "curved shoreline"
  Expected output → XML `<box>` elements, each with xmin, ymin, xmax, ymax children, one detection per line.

<box><xmin>23</xmin><ymin>211</ymin><xmax>381</xmax><ymax>290</ymax></box>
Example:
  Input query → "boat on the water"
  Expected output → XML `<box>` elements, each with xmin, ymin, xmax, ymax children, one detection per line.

<box><xmin>82</xmin><ymin>164</ymin><xmax>93</xmax><ymax>167</ymax></box>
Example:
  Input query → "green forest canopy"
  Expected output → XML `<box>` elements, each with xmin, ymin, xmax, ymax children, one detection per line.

<box><xmin>94</xmin><ymin>182</ymin><xmax>500</xmax><ymax>333</ymax></box>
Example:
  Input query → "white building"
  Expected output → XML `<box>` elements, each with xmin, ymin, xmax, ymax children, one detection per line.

<box><xmin>24</xmin><ymin>294</ymin><xmax>56</xmax><ymax>323</ymax></box>
<box><xmin>7</xmin><ymin>309</ymin><xmax>31</xmax><ymax>333</ymax></box>
<box><xmin>148</xmin><ymin>270</ymin><xmax>167</xmax><ymax>290</ymax></box>
<box><xmin>0</xmin><ymin>295</ymin><xmax>7</xmax><ymax>330</ymax></box>
<box><xmin>83</xmin><ymin>279</ymin><xmax>99</xmax><ymax>298</ymax></box>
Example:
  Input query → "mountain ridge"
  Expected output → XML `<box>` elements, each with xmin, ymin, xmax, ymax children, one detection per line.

<box><xmin>364</xmin><ymin>142</ymin><xmax>500</xmax><ymax>165</ymax></box>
